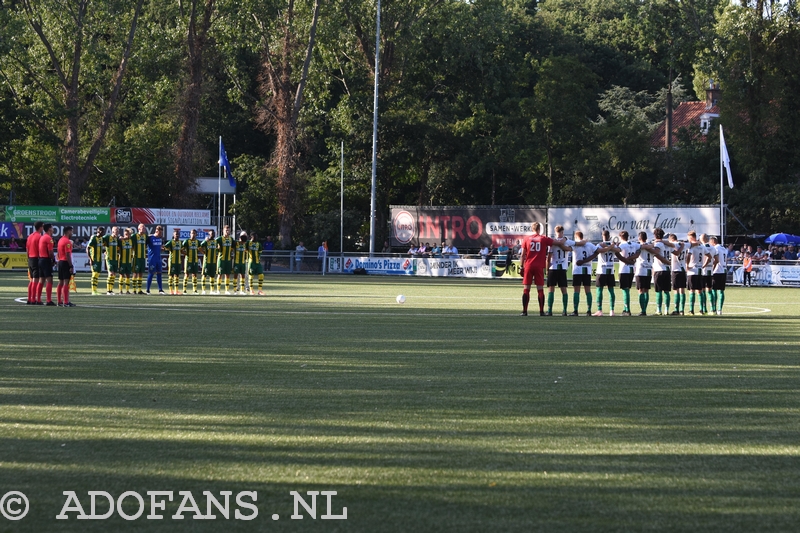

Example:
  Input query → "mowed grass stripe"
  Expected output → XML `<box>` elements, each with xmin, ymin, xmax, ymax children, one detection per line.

<box><xmin>1</xmin><ymin>272</ymin><xmax>799</xmax><ymax>532</ymax></box>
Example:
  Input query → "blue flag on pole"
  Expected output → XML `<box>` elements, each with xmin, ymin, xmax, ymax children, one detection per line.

<box><xmin>219</xmin><ymin>139</ymin><xmax>236</xmax><ymax>187</ymax></box>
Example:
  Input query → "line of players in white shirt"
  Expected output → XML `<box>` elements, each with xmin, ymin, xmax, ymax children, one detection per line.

<box><xmin>542</xmin><ymin>226</ymin><xmax>728</xmax><ymax>317</ymax></box>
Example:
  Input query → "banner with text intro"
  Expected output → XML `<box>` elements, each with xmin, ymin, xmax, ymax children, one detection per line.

<box><xmin>390</xmin><ymin>206</ymin><xmax>547</xmax><ymax>249</ymax></box>
<box><xmin>547</xmin><ymin>206</ymin><xmax>721</xmax><ymax>242</ymax></box>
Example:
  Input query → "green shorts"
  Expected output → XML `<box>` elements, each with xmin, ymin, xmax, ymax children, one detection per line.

<box><xmin>184</xmin><ymin>262</ymin><xmax>200</xmax><ymax>275</ymax></box>
<box><xmin>218</xmin><ymin>259</ymin><xmax>232</xmax><ymax>275</ymax></box>
<box><xmin>91</xmin><ymin>261</ymin><xmax>103</xmax><ymax>274</ymax></box>
<box><xmin>106</xmin><ymin>260</ymin><xmax>118</xmax><ymax>273</ymax></box>
<box><xmin>168</xmin><ymin>262</ymin><xmax>183</xmax><ymax>276</ymax></box>
<box><xmin>118</xmin><ymin>263</ymin><xmax>132</xmax><ymax>276</ymax></box>
<box><xmin>233</xmin><ymin>263</ymin><xmax>247</xmax><ymax>276</ymax></box>
<box><xmin>249</xmin><ymin>262</ymin><xmax>264</xmax><ymax>276</ymax></box>
<box><xmin>134</xmin><ymin>258</ymin><xmax>147</xmax><ymax>274</ymax></box>
<box><xmin>203</xmin><ymin>263</ymin><xmax>217</xmax><ymax>277</ymax></box>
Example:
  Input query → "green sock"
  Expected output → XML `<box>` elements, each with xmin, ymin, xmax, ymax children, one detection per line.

<box><xmin>547</xmin><ymin>292</ymin><xmax>554</xmax><ymax>313</ymax></box>
<box><xmin>595</xmin><ymin>287</ymin><xmax>603</xmax><ymax>311</ymax></box>
<box><xmin>709</xmin><ymin>290</ymin><xmax>717</xmax><ymax>312</ymax></box>
<box><xmin>639</xmin><ymin>293</ymin><xmax>646</xmax><ymax>313</ymax></box>
<box><xmin>586</xmin><ymin>292</ymin><xmax>592</xmax><ymax>312</ymax></box>
<box><xmin>719</xmin><ymin>291</ymin><xmax>725</xmax><ymax>311</ymax></box>
<box><xmin>644</xmin><ymin>292</ymin><xmax>650</xmax><ymax>308</ymax></box>
<box><xmin>562</xmin><ymin>293</ymin><xmax>568</xmax><ymax>314</ymax></box>
<box><xmin>656</xmin><ymin>292</ymin><xmax>663</xmax><ymax>312</ymax></box>
<box><xmin>608</xmin><ymin>288</ymin><xmax>615</xmax><ymax>311</ymax></box>
<box><xmin>664</xmin><ymin>293</ymin><xmax>671</xmax><ymax>312</ymax></box>
<box><xmin>573</xmin><ymin>292</ymin><xmax>580</xmax><ymax>313</ymax></box>
<box><xmin>623</xmin><ymin>289</ymin><xmax>630</xmax><ymax>312</ymax></box>
<box><xmin>690</xmin><ymin>292</ymin><xmax>696</xmax><ymax>312</ymax></box>
<box><xmin>700</xmin><ymin>292</ymin><xmax>707</xmax><ymax>313</ymax></box>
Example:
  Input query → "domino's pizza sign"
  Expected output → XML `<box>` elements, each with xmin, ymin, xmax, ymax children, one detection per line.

<box><xmin>340</xmin><ymin>256</ymin><xmax>414</xmax><ymax>275</ymax></box>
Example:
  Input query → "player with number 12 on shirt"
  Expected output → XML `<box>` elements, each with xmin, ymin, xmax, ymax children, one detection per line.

<box><xmin>519</xmin><ymin>222</ymin><xmax>569</xmax><ymax>316</ymax></box>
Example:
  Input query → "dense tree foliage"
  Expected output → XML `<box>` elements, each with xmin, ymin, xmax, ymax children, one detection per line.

<box><xmin>1</xmin><ymin>0</ymin><xmax>798</xmax><ymax>245</ymax></box>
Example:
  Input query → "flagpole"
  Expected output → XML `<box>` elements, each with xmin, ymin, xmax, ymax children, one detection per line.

<box><xmin>340</xmin><ymin>141</ymin><xmax>344</xmax><ymax>255</ymax></box>
<box><xmin>369</xmin><ymin>0</ymin><xmax>381</xmax><ymax>257</ymax></box>
<box><xmin>218</xmin><ymin>136</ymin><xmax>223</xmax><ymax>233</ymax></box>
<box><xmin>719</xmin><ymin>125</ymin><xmax>724</xmax><ymax>245</ymax></box>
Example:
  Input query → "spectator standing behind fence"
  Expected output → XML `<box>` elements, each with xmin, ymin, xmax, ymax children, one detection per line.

<box><xmin>263</xmin><ymin>236</ymin><xmax>274</xmax><ymax>271</ymax></box>
<box><xmin>430</xmin><ymin>243</ymin><xmax>441</xmax><ymax>257</ymax></box>
<box><xmin>742</xmin><ymin>252</ymin><xmax>753</xmax><ymax>286</ymax></box>
<box><xmin>317</xmin><ymin>241</ymin><xmax>327</xmax><ymax>272</ymax></box>
<box><xmin>295</xmin><ymin>241</ymin><xmax>306</xmax><ymax>271</ymax></box>
<box><xmin>381</xmin><ymin>240</ymin><xmax>392</xmax><ymax>254</ymax></box>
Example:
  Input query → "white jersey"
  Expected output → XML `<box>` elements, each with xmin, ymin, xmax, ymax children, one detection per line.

<box><xmin>687</xmin><ymin>242</ymin><xmax>705</xmax><ymax>275</ymax></box>
<box><xmin>571</xmin><ymin>242</ymin><xmax>597</xmax><ymax>276</ymax></box>
<box><xmin>549</xmin><ymin>239</ymin><xmax>575</xmax><ymax>270</ymax></box>
<box><xmin>595</xmin><ymin>242</ymin><xmax>616</xmax><ymax>275</ymax></box>
<box><xmin>652</xmin><ymin>241</ymin><xmax>672</xmax><ymax>273</ymax></box>
<box><xmin>617</xmin><ymin>241</ymin><xmax>639</xmax><ymax>274</ymax></box>
<box><xmin>713</xmin><ymin>244</ymin><xmax>727</xmax><ymax>274</ymax></box>
<box><xmin>703</xmin><ymin>244</ymin><xmax>718</xmax><ymax>275</ymax></box>
<box><xmin>634</xmin><ymin>242</ymin><xmax>653</xmax><ymax>277</ymax></box>
<box><xmin>670</xmin><ymin>242</ymin><xmax>687</xmax><ymax>272</ymax></box>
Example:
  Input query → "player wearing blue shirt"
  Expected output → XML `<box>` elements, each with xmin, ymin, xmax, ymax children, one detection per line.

<box><xmin>145</xmin><ymin>225</ymin><xmax>165</xmax><ymax>295</ymax></box>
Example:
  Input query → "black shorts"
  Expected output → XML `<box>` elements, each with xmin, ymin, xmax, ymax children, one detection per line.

<box><xmin>58</xmin><ymin>260</ymin><xmax>72</xmax><ymax>281</ymax></box>
<box><xmin>595</xmin><ymin>273</ymin><xmax>616</xmax><ymax>288</ymax></box>
<box><xmin>688</xmin><ymin>274</ymin><xmax>704</xmax><ymax>291</ymax></box>
<box><xmin>636</xmin><ymin>275</ymin><xmax>651</xmax><ymax>291</ymax></box>
<box><xmin>572</xmin><ymin>273</ymin><xmax>592</xmax><ymax>287</ymax></box>
<box><xmin>703</xmin><ymin>274</ymin><xmax>714</xmax><ymax>289</ymax></box>
<box><xmin>547</xmin><ymin>269</ymin><xmax>568</xmax><ymax>288</ymax></box>
<box><xmin>619</xmin><ymin>272</ymin><xmax>634</xmax><ymax>290</ymax></box>
<box><xmin>653</xmin><ymin>271</ymin><xmax>671</xmax><ymax>292</ymax></box>
<box><xmin>28</xmin><ymin>257</ymin><xmax>40</xmax><ymax>279</ymax></box>
<box><xmin>671</xmin><ymin>271</ymin><xmax>687</xmax><ymax>290</ymax></box>
<box><xmin>712</xmin><ymin>273</ymin><xmax>726</xmax><ymax>290</ymax></box>
<box><xmin>38</xmin><ymin>257</ymin><xmax>53</xmax><ymax>278</ymax></box>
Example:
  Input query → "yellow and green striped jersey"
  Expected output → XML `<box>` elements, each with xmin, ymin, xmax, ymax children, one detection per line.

<box><xmin>216</xmin><ymin>236</ymin><xmax>234</xmax><ymax>261</ymax></box>
<box><xmin>201</xmin><ymin>239</ymin><xmax>218</xmax><ymax>265</ymax></box>
<box><xmin>133</xmin><ymin>232</ymin><xmax>147</xmax><ymax>259</ymax></box>
<box><xmin>119</xmin><ymin>238</ymin><xmax>134</xmax><ymax>265</ymax></box>
<box><xmin>248</xmin><ymin>240</ymin><xmax>262</xmax><ymax>263</ymax></box>
<box><xmin>183</xmin><ymin>238</ymin><xmax>200</xmax><ymax>264</ymax></box>
<box><xmin>233</xmin><ymin>240</ymin><xmax>248</xmax><ymax>265</ymax></box>
<box><xmin>103</xmin><ymin>235</ymin><xmax>120</xmax><ymax>263</ymax></box>
<box><xmin>87</xmin><ymin>235</ymin><xmax>104</xmax><ymax>262</ymax></box>
<box><xmin>163</xmin><ymin>238</ymin><xmax>183</xmax><ymax>264</ymax></box>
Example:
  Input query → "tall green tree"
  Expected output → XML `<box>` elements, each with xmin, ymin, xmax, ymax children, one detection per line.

<box><xmin>1</xmin><ymin>0</ymin><xmax>144</xmax><ymax>205</ymax></box>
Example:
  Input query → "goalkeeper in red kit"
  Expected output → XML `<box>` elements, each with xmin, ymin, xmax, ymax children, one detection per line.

<box><xmin>519</xmin><ymin>221</ymin><xmax>569</xmax><ymax>316</ymax></box>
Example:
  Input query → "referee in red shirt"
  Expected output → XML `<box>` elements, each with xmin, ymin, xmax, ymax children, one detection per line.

<box><xmin>57</xmin><ymin>227</ymin><xmax>76</xmax><ymax>307</ymax></box>
<box><xmin>37</xmin><ymin>224</ymin><xmax>57</xmax><ymax>306</ymax></box>
<box><xmin>26</xmin><ymin>221</ymin><xmax>44</xmax><ymax>304</ymax></box>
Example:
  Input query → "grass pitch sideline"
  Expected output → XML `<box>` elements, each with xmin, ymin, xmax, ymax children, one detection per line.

<box><xmin>1</xmin><ymin>272</ymin><xmax>799</xmax><ymax>532</ymax></box>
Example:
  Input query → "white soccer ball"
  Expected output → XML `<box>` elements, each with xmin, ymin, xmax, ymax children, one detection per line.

<box><xmin>396</xmin><ymin>294</ymin><xmax>406</xmax><ymax>304</ymax></box>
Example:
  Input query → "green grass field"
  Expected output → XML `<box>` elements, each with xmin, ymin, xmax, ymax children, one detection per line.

<box><xmin>1</xmin><ymin>272</ymin><xmax>799</xmax><ymax>532</ymax></box>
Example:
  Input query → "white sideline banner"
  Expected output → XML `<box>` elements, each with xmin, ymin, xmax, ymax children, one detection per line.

<box><xmin>329</xmin><ymin>256</ymin><xmax>415</xmax><ymax>275</ymax></box>
<box><xmin>414</xmin><ymin>258</ymin><xmax>493</xmax><ymax>278</ymax></box>
<box><xmin>548</xmin><ymin>206</ymin><xmax>720</xmax><ymax>241</ymax></box>
<box><xmin>730</xmin><ymin>265</ymin><xmax>800</xmax><ymax>287</ymax></box>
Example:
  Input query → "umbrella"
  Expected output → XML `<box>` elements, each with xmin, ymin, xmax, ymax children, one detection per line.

<box><xmin>764</xmin><ymin>233</ymin><xmax>800</xmax><ymax>245</ymax></box>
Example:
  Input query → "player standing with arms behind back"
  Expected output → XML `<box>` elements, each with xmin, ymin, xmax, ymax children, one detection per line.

<box><xmin>26</xmin><ymin>221</ymin><xmax>43</xmax><ymax>304</ymax></box>
<box><xmin>520</xmin><ymin>222</ymin><xmax>565</xmax><ymax>316</ymax></box>
<box><xmin>545</xmin><ymin>225</ymin><xmax>573</xmax><ymax>316</ymax></box>
<box><xmin>57</xmin><ymin>226</ymin><xmax>76</xmax><ymax>307</ymax></box>
<box><xmin>200</xmin><ymin>229</ymin><xmax>218</xmax><ymax>294</ymax></box>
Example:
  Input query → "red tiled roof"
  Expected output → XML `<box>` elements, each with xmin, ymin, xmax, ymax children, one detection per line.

<box><xmin>651</xmin><ymin>101</ymin><xmax>720</xmax><ymax>148</ymax></box>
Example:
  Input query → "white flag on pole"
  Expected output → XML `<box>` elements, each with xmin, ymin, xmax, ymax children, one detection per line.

<box><xmin>720</xmin><ymin>125</ymin><xmax>734</xmax><ymax>188</ymax></box>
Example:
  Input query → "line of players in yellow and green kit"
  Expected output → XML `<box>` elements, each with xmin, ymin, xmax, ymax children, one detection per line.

<box><xmin>86</xmin><ymin>224</ymin><xmax>265</xmax><ymax>295</ymax></box>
